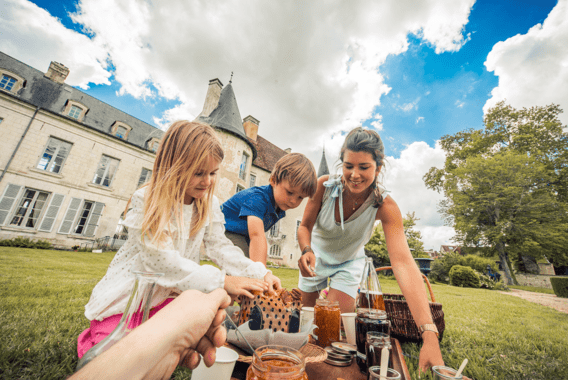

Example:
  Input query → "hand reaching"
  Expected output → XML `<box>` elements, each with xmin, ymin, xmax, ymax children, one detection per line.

<box><xmin>418</xmin><ymin>333</ymin><xmax>444</xmax><ymax>374</ymax></box>
<box><xmin>264</xmin><ymin>272</ymin><xmax>282</xmax><ymax>294</ymax></box>
<box><xmin>224</xmin><ymin>275</ymin><xmax>268</xmax><ymax>299</ymax></box>
<box><xmin>297</xmin><ymin>251</ymin><xmax>316</xmax><ymax>277</ymax></box>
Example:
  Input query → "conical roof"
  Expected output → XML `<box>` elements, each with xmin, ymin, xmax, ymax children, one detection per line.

<box><xmin>318</xmin><ymin>146</ymin><xmax>329</xmax><ymax>177</ymax></box>
<box><xmin>197</xmin><ymin>82</ymin><xmax>256</xmax><ymax>158</ymax></box>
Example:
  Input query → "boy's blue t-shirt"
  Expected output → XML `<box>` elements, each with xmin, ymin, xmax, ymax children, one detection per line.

<box><xmin>221</xmin><ymin>185</ymin><xmax>286</xmax><ymax>239</ymax></box>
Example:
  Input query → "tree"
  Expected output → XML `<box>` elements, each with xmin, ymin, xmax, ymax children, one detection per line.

<box><xmin>424</xmin><ymin>102</ymin><xmax>568</xmax><ymax>284</ymax></box>
<box><xmin>365</xmin><ymin>212</ymin><xmax>429</xmax><ymax>267</ymax></box>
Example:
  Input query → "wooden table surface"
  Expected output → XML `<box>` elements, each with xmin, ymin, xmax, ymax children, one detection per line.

<box><xmin>230</xmin><ymin>338</ymin><xmax>411</xmax><ymax>380</ymax></box>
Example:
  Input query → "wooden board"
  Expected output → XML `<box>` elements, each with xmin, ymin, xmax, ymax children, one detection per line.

<box><xmin>230</xmin><ymin>338</ymin><xmax>411</xmax><ymax>380</ymax></box>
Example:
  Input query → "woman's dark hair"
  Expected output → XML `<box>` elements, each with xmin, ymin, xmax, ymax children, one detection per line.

<box><xmin>339</xmin><ymin>127</ymin><xmax>386</xmax><ymax>207</ymax></box>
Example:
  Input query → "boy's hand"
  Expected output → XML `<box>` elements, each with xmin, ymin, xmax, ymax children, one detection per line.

<box><xmin>298</xmin><ymin>251</ymin><xmax>316</xmax><ymax>278</ymax></box>
<box><xmin>264</xmin><ymin>273</ymin><xmax>282</xmax><ymax>295</ymax></box>
<box><xmin>224</xmin><ymin>276</ymin><xmax>268</xmax><ymax>299</ymax></box>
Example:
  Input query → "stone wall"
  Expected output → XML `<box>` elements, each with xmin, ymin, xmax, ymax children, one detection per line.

<box><xmin>514</xmin><ymin>273</ymin><xmax>554</xmax><ymax>289</ymax></box>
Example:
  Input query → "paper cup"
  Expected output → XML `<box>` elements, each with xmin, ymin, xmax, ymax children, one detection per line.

<box><xmin>341</xmin><ymin>312</ymin><xmax>357</xmax><ymax>345</ymax></box>
<box><xmin>190</xmin><ymin>346</ymin><xmax>239</xmax><ymax>380</ymax></box>
<box><xmin>300</xmin><ymin>306</ymin><xmax>314</xmax><ymax>330</ymax></box>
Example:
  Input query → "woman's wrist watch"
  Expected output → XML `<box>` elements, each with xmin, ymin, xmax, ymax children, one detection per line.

<box><xmin>419</xmin><ymin>324</ymin><xmax>439</xmax><ymax>338</ymax></box>
<box><xmin>301</xmin><ymin>245</ymin><xmax>313</xmax><ymax>255</ymax></box>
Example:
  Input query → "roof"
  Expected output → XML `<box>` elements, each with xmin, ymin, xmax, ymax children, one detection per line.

<box><xmin>250</xmin><ymin>135</ymin><xmax>288</xmax><ymax>172</ymax></box>
<box><xmin>197</xmin><ymin>82</ymin><xmax>256</xmax><ymax>159</ymax></box>
<box><xmin>318</xmin><ymin>147</ymin><xmax>330</xmax><ymax>177</ymax></box>
<box><xmin>0</xmin><ymin>51</ymin><xmax>163</xmax><ymax>150</ymax></box>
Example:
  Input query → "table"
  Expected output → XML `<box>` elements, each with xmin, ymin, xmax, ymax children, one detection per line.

<box><xmin>230</xmin><ymin>338</ymin><xmax>411</xmax><ymax>380</ymax></box>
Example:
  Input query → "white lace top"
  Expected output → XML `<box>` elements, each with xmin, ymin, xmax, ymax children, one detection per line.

<box><xmin>84</xmin><ymin>187</ymin><xmax>269</xmax><ymax>321</ymax></box>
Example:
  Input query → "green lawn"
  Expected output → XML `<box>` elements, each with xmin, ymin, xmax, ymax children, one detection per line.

<box><xmin>1</xmin><ymin>248</ymin><xmax>567</xmax><ymax>379</ymax></box>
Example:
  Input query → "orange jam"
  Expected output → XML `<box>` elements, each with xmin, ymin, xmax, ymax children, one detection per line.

<box><xmin>246</xmin><ymin>346</ymin><xmax>308</xmax><ymax>380</ymax></box>
<box><xmin>313</xmin><ymin>299</ymin><xmax>340</xmax><ymax>348</ymax></box>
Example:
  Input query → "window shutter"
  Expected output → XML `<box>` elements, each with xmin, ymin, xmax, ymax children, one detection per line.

<box><xmin>38</xmin><ymin>194</ymin><xmax>65</xmax><ymax>232</ymax></box>
<box><xmin>0</xmin><ymin>184</ymin><xmax>22</xmax><ymax>225</ymax></box>
<box><xmin>84</xmin><ymin>202</ymin><xmax>105</xmax><ymax>237</ymax></box>
<box><xmin>58</xmin><ymin>197</ymin><xmax>82</xmax><ymax>234</ymax></box>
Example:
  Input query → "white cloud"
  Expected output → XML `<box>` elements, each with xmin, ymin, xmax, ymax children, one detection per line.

<box><xmin>484</xmin><ymin>0</ymin><xmax>568</xmax><ymax>124</ymax></box>
<box><xmin>383</xmin><ymin>141</ymin><xmax>454</xmax><ymax>249</ymax></box>
<box><xmin>0</xmin><ymin>0</ymin><xmax>110</xmax><ymax>89</ymax></box>
<box><xmin>455</xmin><ymin>100</ymin><xmax>465</xmax><ymax>108</ymax></box>
<box><xmin>416</xmin><ymin>116</ymin><xmax>425</xmax><ymax>123</ymax></box>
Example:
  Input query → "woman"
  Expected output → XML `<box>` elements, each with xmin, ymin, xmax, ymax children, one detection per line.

<box><xmin>297</xmin><ymin>127</ymin><xmax>443</xmax><ymax>371</ymax></box>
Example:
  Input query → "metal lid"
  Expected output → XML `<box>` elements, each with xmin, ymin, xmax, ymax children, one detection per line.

<box><xmin>324</xmin><ymin>357</ymin><xmax>352</xmax><ymax>367</ymax></box>
<box><xmin>331</xmin><ymin>342</ymin><xmax>357</xmax><ymax>355</ymax></box>
<box><xmin>356</xmin><ymin>308</ymin><xmax>387</xmax><ymax>319</ymax></box>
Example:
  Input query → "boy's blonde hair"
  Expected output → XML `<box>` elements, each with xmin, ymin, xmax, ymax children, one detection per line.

<box><xmin>270</xmin><ymin>153</ymin><xmax>317</xmax><ymax>198</ymax></box>
<box><xmin>141</xmin><ymin>121</ymin><xmax>224</xmax><ymax>244</ymax></box>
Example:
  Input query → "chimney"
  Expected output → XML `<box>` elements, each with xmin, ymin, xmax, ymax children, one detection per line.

<box><xmin>45</xmin><ymin>61</ymin><xmax>69</xmax><ymax>84</ymax></box>
<box><xmin>243</xmin><ymin>115</ymin><xmax>259</xmax><ymax>141</ymax></box>
<box><xmin>198</xmin><ymin>78</ymin><xmax>223</xmax><ymax>118</ymax></box>
<box><xmin>284</xmin><ymin>148</ymin><xmax>292</xmax><ymax>153</ymax></box>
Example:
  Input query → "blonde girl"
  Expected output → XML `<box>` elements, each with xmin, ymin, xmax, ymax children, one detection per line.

<box><xmin>78</xmin><ymin>121</ymin><xmax>280</xmax><ymax>358</ymax></box>
<box><xmin>297</xmin><ymin>127</ymin><xmax>443</xmax><ymax>372</ymax></box>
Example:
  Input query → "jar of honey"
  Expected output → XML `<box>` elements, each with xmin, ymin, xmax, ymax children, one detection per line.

<box><xmin>313</xmin><ymin>299</ymin><xmax>341</xmax><ymax>348</ymax></box>
<box><xmin>246</xmin><ymin>345</ymin><xmax>308</xmax><ymax>380</ymax></box>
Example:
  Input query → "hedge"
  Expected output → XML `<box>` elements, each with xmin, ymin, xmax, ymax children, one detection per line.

<box><xmin>550</xmin><ymin>277</ymin><xmax>568</xmax><ymax>298</ymax></box>
<box><xmin>449</xmin><ymin>265</ymin><xmax>480</xmax><ymax>288</ymax></box>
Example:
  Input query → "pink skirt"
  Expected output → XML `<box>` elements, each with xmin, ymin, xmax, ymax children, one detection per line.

<box><xmin>77</xmin><ymin>298</ymin><xmax>174</xmax><ymax>358</ymax></box>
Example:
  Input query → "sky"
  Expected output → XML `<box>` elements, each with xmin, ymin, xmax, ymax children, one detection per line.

<box><xmin>1</xmin><ymin>0</ymin><xmax>566</xmax><ymax>250</ymax></box>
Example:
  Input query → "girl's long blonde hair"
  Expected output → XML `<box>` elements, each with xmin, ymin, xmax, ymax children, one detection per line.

<box><xmin>141</xmin><ymin>120</ymin><xmax>224</xmax><ymax>245</ymax></box>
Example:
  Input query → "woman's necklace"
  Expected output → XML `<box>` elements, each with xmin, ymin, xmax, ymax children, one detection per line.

<box><xmin>345</xmin><ymin>188</ymin><xmax>368</xmax><ymax>211</ymax></box>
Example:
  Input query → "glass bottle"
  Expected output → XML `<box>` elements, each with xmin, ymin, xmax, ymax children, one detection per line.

<box><xmin>246</xmin><ymin>345</ymin><xmax>308</xmax><ymax>380</ymax></box>
<box><xmin>76</xmin><ymin>270</ymin><xmax>164</xmax><ymax>371</ymax></box>
<box><xmin>356</xmin><ymin>257</ymin><xmax>385</xmax><ymax>311</ymax></box>
<box><xmin>313</xmin><ymin>299</ymin><xmax>341</xmax><ymax>348</ymax></box>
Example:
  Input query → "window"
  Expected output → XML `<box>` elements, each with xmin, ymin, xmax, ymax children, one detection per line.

<box><xmin>270</xmin><ymin>221</ymin><xmax>279</xmax><ymax>237</ymax></box>
<box><xmin>68</xmin><ymin>105</ymin><xmax>82</xmax><ymax>119</ymax></box>
<box><xmin>295</xmin><ymin>220</ymin><xmax>301</xmax><ymax>242</ymax></box>
<box><xmin>92</xmin><ymin>155</ymin><xmax>120</xmax><ymax>187</ymax></box>
<box><xmin>236</xmin><ymin>184</ymin><xmax>245</xmax><ymax>193</ymax></box>
<box><xmin>111</xmin><ymin>122</ymin><xmax>132</xmax><ymax>140</ymax></box>
<box><xmin>146</xmin><ymin>137</ymin><xmax>161</xmax><ymax>153</ymax></box>
<box><xmin>36</xmin><ymin>137</ymin><xmax>72</xmax><ymax>174</ymax></box>
<box><xmin>0</xmin><ymin>75</ymin><xmax>16</xmax><ymax>91</ymax></box>
<box><xmin>74</xmin><ymin>201</ymin><xmax>94</xmax><ymax>234</ymax></box>
<box><xmin>269</xmin><ymin>244</ymin><xmax>282</xmax><ymax>258</ymax></box>
<box><xmin>58</xmin><ymin>198</ymin><xmax>105</xmax><ymax>237</ymax></box>
<box><xmin>239</xmin><ymin>153</ymin><xmax>248</xmax><ymax>180</ymax></box>
<box><xmin>249</xmin><ymin>174</ymin><xmax>256</xmax><ymax>188</ymax></box>
<box><xmin>137</xmin><ymin>168</ymin><xmax>152</xmax><ymax>187</ymax></box>
<box><xmin>116</xmin><ymin>126</ymin><xmax>127</xmax><ymax>139</ymax></box>
<box><xmin>9</xmin><ymin>189</ymin><xmax>50</xmax><ymax>229</ymax></box>
<box><xmin>0</xmin><ymin>118</ymin><xmax>3</xmax><ymax>124</ymax></box>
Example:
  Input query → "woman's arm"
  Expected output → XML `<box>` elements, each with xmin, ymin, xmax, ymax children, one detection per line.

<box><xmin>377</xmin><ymin>196</ymin><xmax>444</xmax><ymax>372</ymax></box>
<box><xmin>297</xmin><ymin>175</ymin><xmax>328</xmax><ymax>277</ymax></box>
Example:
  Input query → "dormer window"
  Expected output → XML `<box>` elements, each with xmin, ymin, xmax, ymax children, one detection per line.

<box><xmin>68</xmin><ymin>105</ymin><xmax>82</xmax><ymax>119</ymax></box>
<box><xmin>0</xmin><ymin>69</ymin><xmax>25</xmax><ymax>94</ymax></box>
<box><xmin>110</xmin><ymin>121</ymin><xmax>132</xmax><ymax>140</ymax></box>
<box><xmin>63</xmin><ymin>100</ymin><xmax>88</xmax><ymax>122</ymax></box>
<box><xmin>0</xmin><ymin>75</ymin><xmax>16</xmax><ymax>91</ymax></box>
<box><xmin>146</xmin><ymin>137</ymin><xmax>161</xmax><ymax>153</ymax></box>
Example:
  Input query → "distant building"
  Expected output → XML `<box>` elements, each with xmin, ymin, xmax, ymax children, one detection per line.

<box><xmin>439</xmin><ymin>245</ymin><xmax>462</xmax><ymax>256</ymax></box>
<box><xmin>0</xmin><ymin>51</ymin><xmax>307</xmax><ymax>268</ymax></box>
<box><xmin>317</xmin><ymin>146</ymin><xmax>329</xmax><ymax>177</ymax></box>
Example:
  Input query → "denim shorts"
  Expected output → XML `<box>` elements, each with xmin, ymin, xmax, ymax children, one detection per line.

<box><xmin>297</xmin><ymin>255</ymin><xmax>366</xmax><ymax>298</ymax></box>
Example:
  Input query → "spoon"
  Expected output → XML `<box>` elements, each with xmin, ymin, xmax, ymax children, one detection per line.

<box><xmin>225</xmin><ymin>316</ymin><xmax>265</xmax><ymax>367</ymax></box>
<box><xmin>455</xmin><ymin>358</ymin><xmax>468</xmax><ymax>378</ymax></box>
<box><xmin>379</xmin><ymin>346</ymin><xmax>389</xmax><ymax>378</ymax></box>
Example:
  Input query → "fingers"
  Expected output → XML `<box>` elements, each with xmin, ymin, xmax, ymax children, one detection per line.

<box><xmin>195</xmin><ymin>334</ymin><xmax>217</xmax><ymax>367</ymax></box>
<box><xmin>180</xmin><ymin>349</ymin><xmax>200</xmax><ymax>369</ymax></box>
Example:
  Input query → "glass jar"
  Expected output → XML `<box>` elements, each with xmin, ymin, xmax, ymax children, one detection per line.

<box><xmin>246</xmin><ymin>345</ymin><xmax>308</xmax><ymax>380</ymax></box>
<box><xmin>355</xmin><ymin>309</ymin><xmax>390</xmax><ymax>373</ymax></box>
<box><xmin>432</xmin><ymin>366</ymin><xmax>464</xmax><ymax>380</ymax></box>
<box><xmin>313</xmin><ymin>299</ymin><xmax>341</xmax><ymax>348</ymax></box>
<box><xmin>368</xmin><ymin>366</ymin><xmax>401</xmax><ymax>380</ymax></box>
<box><xmin>76</xmin><ymin>270</ymin><xmax>164</xmax><ymax>371</ymax></box>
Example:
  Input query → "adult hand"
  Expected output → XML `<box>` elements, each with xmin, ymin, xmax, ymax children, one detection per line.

<box><xmin>224</xmin><ymin>275</ymin><xmax>268</xmax><ymax>299</ymax></box>
<box><xmin>418</xmin><ymin>333</ymin><xmax>444</xmax><ymax>373</ymax></box>
<box><xmin>70</xmin><ymin>288</ymin><xmax>231</xmax><ymax>380</ymax></box>
<box><xmin>298</xmin><ymin>251</ymin><xmax>316</xmax><ymax>277</ymax></box>
<box><xmin>264</xmin><ymin>272</ymin><xmax>282</xmax><ymax>294</ymax></box>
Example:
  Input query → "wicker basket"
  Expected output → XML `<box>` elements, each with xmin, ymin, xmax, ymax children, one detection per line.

<box><xmin>376</xmin><ymin>266</ymin><xmax>445</xmax><ymax>343</ymax></box>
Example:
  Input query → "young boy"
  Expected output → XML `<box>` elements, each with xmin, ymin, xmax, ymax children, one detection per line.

<box><xmin>221</xmin><ymin>153</ymin><xmax>317</xmax><ymax>265</ymax></box>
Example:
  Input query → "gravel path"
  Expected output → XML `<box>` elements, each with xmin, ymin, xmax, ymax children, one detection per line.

<box><xmin>498</xmin><ymin>289</ymin><xmax>568</xmax><ymax>314</ymax></box>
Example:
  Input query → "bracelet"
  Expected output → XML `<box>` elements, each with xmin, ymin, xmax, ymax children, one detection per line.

<box><xmin>419</xmin><ymin>324</ymin><xmax>439</xmax><ymax>338</ymax></box>
<box><xmin>301</xmin><ymin>245</ymin><xmax>313</xmax><ymax>255</ymax></box>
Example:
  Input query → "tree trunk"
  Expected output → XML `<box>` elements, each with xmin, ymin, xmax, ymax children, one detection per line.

<box><xmin>496</xmin><ymin>241</ymin><xmax>518</xmax><ymax>285</ymax></box>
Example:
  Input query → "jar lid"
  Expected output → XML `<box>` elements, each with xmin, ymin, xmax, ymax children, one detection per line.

<box><xmin>356</xmin><ymin>308</ymin><xmax>387</xmax><ymax>319</ymax></box>
<box><xmin>316</xmin><ymin>299</ymin><xmax>339</xmax><ymax>307</ymax></box>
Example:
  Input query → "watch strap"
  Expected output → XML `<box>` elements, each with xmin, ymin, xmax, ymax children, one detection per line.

<box><xmin>301</xmin><ymin>245</ymin><xmax>313</xmax><ymax>255</ymax></box>
<box><xmin>419</xmin><ymin>323</ymin><xmax>439</xmax><ymax>338</ymax></box>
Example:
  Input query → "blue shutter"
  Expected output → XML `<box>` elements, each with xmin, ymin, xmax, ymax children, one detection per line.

<box><xmin>38</xmin><ymin>194</ymin><xmax>65</xmax><ymax>232</ymax></box>
<box><xmin>0</xmin><ymin>184</ymin><xmax>22</xmax><ymax>225</ymax></box>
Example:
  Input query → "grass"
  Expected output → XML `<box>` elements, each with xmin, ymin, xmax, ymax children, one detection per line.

<box><xmin>507</xmin><ymin>285</ymin><xmax>556</xmax><ymax>295</ymax></box>
<box><xmin>1</xmin><ymin>248</ymin><xmax>568</xmax><ymax>379</ymax></box>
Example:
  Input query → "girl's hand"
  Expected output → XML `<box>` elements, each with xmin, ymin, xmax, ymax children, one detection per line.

<box><xmin>418</xmin><ymin>332</ymin><xmax>444</xmax><ymax>373</ymax></box>
<box><xmin>224</xmin><ymin>276</ymin><xmax>268</xmax><ymax>299</ymax></box>
<box><xmin>264</xmin><ymin>273</ymin><xmax>282</xmax><ymax>295</ymax></box>
<box><xmin>298</xmin><ymin>251</ymin><xmax>316</xmax><ymax>277</ymax></box>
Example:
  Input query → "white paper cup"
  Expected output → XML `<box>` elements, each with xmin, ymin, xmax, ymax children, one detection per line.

<box><xmin>341</xmin><ymin>312</ymin><xmax>357</xmax><ymax>345</ymax></box>
<box><xmin>300</xmin><ymin>306</ymin><xmax>314</xmax><ymax>330</ymax></box>
<box><xmin>190</xmin><ymin>346</ymin><xmax>239</xmax><ymax>380</ymax></box>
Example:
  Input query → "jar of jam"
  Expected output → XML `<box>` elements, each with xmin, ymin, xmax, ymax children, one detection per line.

<box><xmin>246</xmin><ymin>345</ymin><xmax>308</xmax><ymax>380</ymax></box>
<box><xmin>355</xmin><ymin>308</ymin><xmax>390</xmax><ymax>373</ymax></box>
<box><xmin>313</xmin><ymin>299</ymin><xmax>341</xmax><ymax>348</ymax></box>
